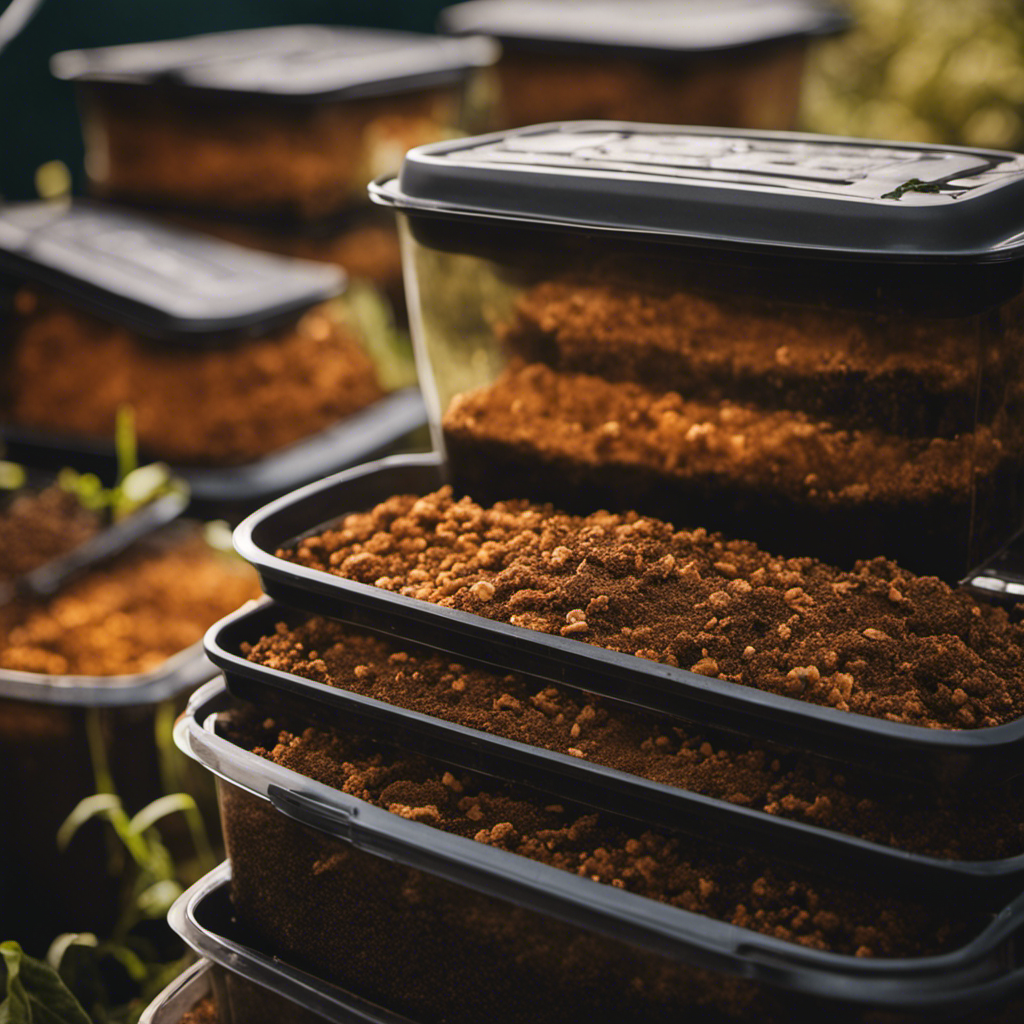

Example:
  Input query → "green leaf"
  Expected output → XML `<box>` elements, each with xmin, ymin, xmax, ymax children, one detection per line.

<box><xmin>881</xmin><ymin>177</ymin><xmax>944</xmax><ymax>200</ymax></box>
<box><xmin>0</xmin><ymin>942</ymin><xmax>92</xmax><ymax>1024</ymax></box>
<box><xmin>0</xmin><ymin>462</ymin><xmax>26</xmax><ymax>491</ymax></box>
<box><xmin>56</xmin><ymin>794</ymin><xmax>122</xmax><ymax>851</ymax></box>
<box><xmin>128</xmin><ymin>794</ymin><xmax>198</xmax><ymax>837</ymax></box>
<box><xmin>134</xmin><ymin>881</ymin><xmax>183</xmax><ymax>920</ymax></box>
<box><xmin>114</xmin><ymin>406</ymin><xmax>138</xmax><ymax>485</ymax></box>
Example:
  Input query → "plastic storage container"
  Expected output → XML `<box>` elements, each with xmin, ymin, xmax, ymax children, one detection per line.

<box><xmin>233</xmin><ymin>454</ymin><xmax>1024</xmax><ymax>786</ymax></box>
<box><xmin>370</xmin><ymin>123</ymin><xmax>1024</xmax><ymax>583</ymax></box>
<box><xmin>0</xmin><ymin>509</ymin><xmax>258</xmax><ymax>952</ymax></box>
<box><xmin>205</xmin><ymin>597</ymin><xmax>1024</xmax><ymax>901</ymax></box>
<box><xmin>440</xmin><ymin>0</ymin><xmax>847</xmax><ymax>131</ymax></box>
<box><xmin>0</xmin><ymin>201</ymin><xmax>425</xmax><ymax>521</ymax></box>
<box><xmin>51</xmin><ymin>26</ymin><xmax>496</xmax><ymax>220</ymax></box>
<box><xmin>169</xmin><ymin>862</ymin><xmax>418</xmax><ymax>1024</ymax></box>
<box><xmin>176</xmin><ymin>680</ymin><xmax>1024</xmax><ymax>1024</ymax></box>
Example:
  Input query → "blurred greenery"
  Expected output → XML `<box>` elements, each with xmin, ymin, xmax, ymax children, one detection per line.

<box><xmin>802</xmin><ymin>0</ymin><xmax>1024</xmax><ymax>150</ymax></box>
<box><xmin>0</xmin><ymin>0</ymin><xmax>456</xmax><ymax>201</ymax></box>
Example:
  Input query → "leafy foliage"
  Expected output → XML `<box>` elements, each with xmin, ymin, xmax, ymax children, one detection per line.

<box><xmin>0</xmin><ymin>943</ymin><xmax>92</xmax><ymax>1024</ymax></box>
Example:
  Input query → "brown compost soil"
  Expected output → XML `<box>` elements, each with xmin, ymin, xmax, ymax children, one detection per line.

<box><xmin>7</xmin><ymin>293</ymin><xmax>384</xmax><ymax>465</ymax></box>
<box><xmin>179</xmin><ymin>996</ymin><xmax>218</xmax><ymax>1024</ymax></box>
<box><xmin>279</xmin><ymin>487</ymin><xmax>1024</xmax><ymax>730</ymax></box>
<box><xmin>223</xmin><ymin>707</ymin><xmax>974</xmax><ymax>961</ymax></box>
<box><xmin>0</xmin><ymin>485</ymin><xmax>100</xmax><ymax>582</ymax></box>
<box><xmin>0</xmin><ymin>529</ymin><xmax>260</xmax><ymax>675</ymax></box>
<box><xmin>244</xmin><ymin>614</ymin><xmax>1024</xmax><ymax>859</ymax></box>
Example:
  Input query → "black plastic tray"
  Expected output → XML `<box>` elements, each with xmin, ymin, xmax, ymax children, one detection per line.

<box><xmin>232</xmin><ymin>453</ymin><xmax>1024</xmax><ymax>785</ymax></box>
<box><xmin>3</xmin><ymin>389</ymin><xmax>426</xmax><ymax>523</ymax></box>
<box><xmin>0</xmin><ymin>479</ymin><xmax>188</xmax><ymax>606</ymax></box>
<box><xmin>177</xmin><ymin>680</ymin><xmax>1024</xmax><ymax>1015</ymax></box>
<box><xmin>206</xmin><ymin>597</ymin><xmax>1024</xmax><ymax>903</ymax></box>
<box><xmin>169</xmin><ymin>862</ymin><xmax>417</xmax><ymax>1024</ymax></box>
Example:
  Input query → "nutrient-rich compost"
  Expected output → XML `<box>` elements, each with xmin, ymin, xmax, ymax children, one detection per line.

<box><xmin>245</xmin><ymin>614</ymin><xmax>1024</xmax><ymax>859</ymax></box>
<box><xmin>0</xmin><ymin>530</ymin><xmax>260</xmax><ymax>675</ymax></box>
<box><xmin>280</xmin><ymin>487</ymin><xmax>1024</xmax><ymax>729</ymax></box>
<box><xmin>8</xmin><ymin>294</ymin><xmax>384</xmax><ymax>466</ymax></box>
<box><xmin>0</xmin><ymin>485</ymin><xmax>100</xmax><ymax>582</ymax></box>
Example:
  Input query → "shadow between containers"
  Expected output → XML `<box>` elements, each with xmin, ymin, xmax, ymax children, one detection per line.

<box><xmin>174</xmin><ymin>679</ymin><xmax>1024</xmax><ymax>1014</ymax></box>
<box><xmin>231</xmin><ymin>452</ymin><xmax>1024</xmax><ymax>786</ymax></box>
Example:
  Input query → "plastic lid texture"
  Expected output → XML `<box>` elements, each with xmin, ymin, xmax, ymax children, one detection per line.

<box><xmin>372</xmin><ymin>123</ymin><xmax>1024</xmax><ymax>262</ymax></box>
<box><xmin>0</xmin><ymin>201</ymin><xmax>344</xmax><ymax>340</ymax></box>
<box><xmin>440</xmin><ymin>0</ymin><xmax>847</xmax><ymax>54</ymax></box>
<box><xmin>51</xmin><ymin>25</ymin><xmax>497</xmax><ymax>100</ymax></box>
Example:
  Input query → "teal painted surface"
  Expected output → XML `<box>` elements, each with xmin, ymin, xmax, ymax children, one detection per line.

<box><xmin>0</xmin><ymin>0</ymin><xmax>456</xmax><ymax>200</ymax></box>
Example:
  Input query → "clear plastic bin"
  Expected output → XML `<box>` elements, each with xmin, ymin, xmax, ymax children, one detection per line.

<box><xmin>371</xmin><ymin>123</ymin><xmax>1024</xmax><ymax>581</ymax></box>
<box><xmin>52</xmin><ymin>26</ymin><xmax>497</xmax><ymax>220</ymax></box>
<box><xmin>440</xmin><ymin>0</ymin><xmax>848</xmax><ymax>132</ymax></box>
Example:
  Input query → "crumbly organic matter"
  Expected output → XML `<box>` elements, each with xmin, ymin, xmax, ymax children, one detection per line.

<box><xmin>0</xmin><ymin>529</ymin><xmax>260</xmax><ymax>675</ymax></box>
<box><xmin>0</xmin><ymin>485</ymin><xmax>99</xmax><ymax>582</ymax></box>
<box><xmin>280</xmin><ymin>487</ymin><xmax>1024</xmax><ymax>729</ymax></box>
<box><xmin>245</xmin><ymin>615</ymin><xmax>1024</xmax><ymax>859</ymax></box>
<box><xmin>8</xmin><ymin>294</ymin><xmax>384</xmax><ymax>465</ymax></box>
<box><xmin>228</xmin><ymin>708</ymin><xmax>972</xmax><ymax>959</ymax></box>
<box><xmin>179</xmin><ymin>997</ymin><xmax>218</xmax><ymax>1024</ymax></box>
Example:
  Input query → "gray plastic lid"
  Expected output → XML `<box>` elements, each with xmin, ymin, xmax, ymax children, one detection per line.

<box><xmin>0</xmin><ymin>201</ymin><xmax>344</xmax><ymax>342</ymax></box>
<box><xmin>440</xmin><ymin>0</ymin><xmax>847</xmax><ymax>56</ymax></box>
<box><xmin>370</xmin><ymin>122</ymin><xmax>1024</xmax><ymax>263</ymax></box>
<box><xmin>51</xmin><ymin>25</ymin><xmax>497</xmax><ymax>101</ymax></box>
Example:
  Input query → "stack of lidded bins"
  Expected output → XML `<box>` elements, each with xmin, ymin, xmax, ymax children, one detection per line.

<box><xmin>170</xmin><ymin>122</ymin><xmax>1024</xmax><ymax>1023</ymax></box>
<box><xmin>50</xmin><ymin>26</ymin><xmax>497</xmax><ymax>319</ymax></box>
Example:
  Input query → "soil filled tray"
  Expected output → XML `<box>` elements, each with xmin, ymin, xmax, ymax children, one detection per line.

<box><xmin>1</xmin><ymin>523</ymin><xmax>260</xmax><ymax>952</ymax></box>
<box><xmin>169</xmin><ymin>863</ymin><xmax>417</xmax><ymax>1024</ymax></box>
<box><xmin>234</xmin><ymin>453</ymin><xmax>1024</xmax><ymax>785</ymax></box>
<box><xmin>176</xmin><ymin>680</ymin><xmax>1024</xmax><ymax>1023</ymax></box>
<box><xmin>207</xmin><ymin>598</ymin><xmax>1024</xmax><ymax>901</ymax></box>
<box><xmin>0</xmin><ymin>473</ymin><xmax>187</xmax><ymax>604</ymax></box>
<box><xmin>5</xmin><ymin>388</ymin><xmax>426</xmax><ymax>523</ymax></box>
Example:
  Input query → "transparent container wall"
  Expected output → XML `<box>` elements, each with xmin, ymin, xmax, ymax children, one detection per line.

<box><xmin>78</xmin><ymin>82</ymin><xmax>464</xmax><ymax>218</ymax></box>
<box><xmin>486</xmin><ymin>41</ymin><xmax>808</xmax><ymax>132</ymax></box>
<box><xmin>3</xmin><ymin>292</ymin><xmax>386</xmax><ymax>467</ymax></box>
<box><xmin>403</xmin><ymin>217</ymin><xmax>1024</xmax><ymax>582</ymax></box>
<box><xmin>210</xmin><ymin>965</ymin><xmax>331</xmax><ymax>1024</ymax></box>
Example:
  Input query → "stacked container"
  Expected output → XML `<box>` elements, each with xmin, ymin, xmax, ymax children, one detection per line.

<box><xmin>51</xmin><ymin>26</ymin><xmax>496</xmax><ymax>316</ymax></box>
<box><xmin>439</xmin><ymin>0</ymin><xmax>848</xmax><ymax>132</ymax></box>
<box><xmin>162</xmin><ymin>120</ymin><xmax>1024</xmax><ymax>1024</ymax></box>
<box><xmin>0</xmin><ymin>201</ymin><xmax>426</xmax><ymax>522</ymax></box>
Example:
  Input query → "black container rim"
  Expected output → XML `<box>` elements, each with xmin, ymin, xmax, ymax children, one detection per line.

<box><xmin>138</xmin><ymin>959</ymin><xmax>212</xmax><ymax>1024</ymax></box>
<box><xmin>232</xmin><ymin>453</ymin><xmax>1024</xmax><ymax>785</ymax></box>
<box><xmin>51</xmin><ymin>26</ymin><xmax>498</xmax><ymax>102</ymax></box>
<box><xmin>206</xmin><ymin>596</ymin><xmax>1024</xmax><ymax>902</ymax></box>
<box><xmin>169</xmin><ymin>861</ymin><xmax>420</xmax><ymax>1024</ymax></box>
<box><xmin>0</xmin><ymin>200</ymin><xmax>345</xmax><ymax>343</ymax></box>
<box><xmin>368</xmin><ymin>123</ymin><xmax>1024</xmax><ymax>264</ymax></box>
<box><xmin>439</xmin><ymin>0</ymin><xmax>849</xmax><ymax>57</ymax></box>
<box><xmin>2</xmin><ymin>387</ymin><xmax>427</xmax><ymax>521</ymax></box>
<box><xmin>176</xmin><ymin>680</ymin><xmax>1024</xmax><ymax>1010</ymax></box>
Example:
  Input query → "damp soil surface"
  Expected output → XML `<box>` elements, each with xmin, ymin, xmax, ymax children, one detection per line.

<box><xmin>0</xmin><ymin>529</ymin><xmax>260</xmax><ymax>675</ymax></box>
<box><xmin>179</xmin><ymin>997</ymin><xmax>218</xmax><ymax>1024</ymax></box>
<box><xmin>245</xmin><ymin>615</ymin><xmax>1024</xmax><ymax>860</ymax></box>
<box><xmin>0</xmin><ymin>485</ymin><xmax>100</xmax><ymax>582</ymax></box>
<box><xmin>225</xmin><ymin>706</ymin><xmax>976</xmax><ymax>960</ymax></box>
<box><xmin>279</xmin><ymin>487</ymin><xmax>1024</xmax><ymax>730</ymax></box>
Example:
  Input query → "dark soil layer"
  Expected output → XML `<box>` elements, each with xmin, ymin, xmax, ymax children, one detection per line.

<box><xmin>7</xmin><ymin>293</ymin><xmax>384</xmax><ymax>465</ymax></box>
<box><xmin>226</xmin><ymin>707</ymin><xmax>972</xmax><ymax>960</ymax></box>
<box><xmin>0</xmin><ymin>485</ymin><xmax>99</xmax><ymax>581</ymax></box>
<box><xmin>500</xmin><ymin>280</ymin><xmax>1011</xmax><ymax>437</ymax></box>
<box><xmin>0</xmin><ymin>530</ymin><xmax>260</xmax><ymax>675</ymax></box>
<box><xmin>280</xmin><ymin>487</ymin><xmax>1024</xmax><ymax>729</ymax></box>
<box><xmin>245</xmin><ymin>615</ymin><xmax>1024</xmax><ymax>859</ymax></box>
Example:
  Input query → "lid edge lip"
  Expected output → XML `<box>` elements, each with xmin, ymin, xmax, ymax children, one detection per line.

<box><xmin>370</xmin><ymin>176</ymin><xmax>1024</xmax><ymax>265</ymax></box>
<box><xmin>438</xmin><ymin>2</ymin><xmax>850</xmax><ymax>53</ymax></box>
